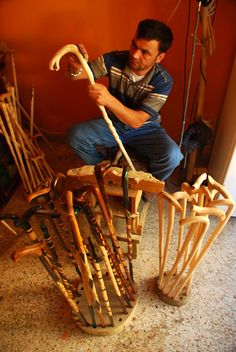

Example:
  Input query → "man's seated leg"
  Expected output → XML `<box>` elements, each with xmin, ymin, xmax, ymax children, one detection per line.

<box><xmin>126</xmin><ymin>122</ymin><xmax>183</xmax><ymax>182</ymax></box>
<box><xmin>66</xmin><ymin>118</ymin><xmax>118</xmax><ymax>165</ymax></box>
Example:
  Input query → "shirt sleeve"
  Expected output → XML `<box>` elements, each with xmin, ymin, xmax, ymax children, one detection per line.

<box><xmin>139</xmin><ymin>68</ymin><xmax>173</xmax><ymax>117</ymax></box>
<box><xmin>89</xmin><ymin>55</ymin><xmax>108</xmax><ymax>80</ymax></box>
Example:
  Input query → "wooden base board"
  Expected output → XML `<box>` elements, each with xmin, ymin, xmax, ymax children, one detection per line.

<box><xmin>156</xmin><ymin>275</ymin><xmax>190</xmax><ymax>307</ymax></box>
<box><xmin>74</xmin><ymin>275</ymin><xmax>139</xmax><ymax>335</ymax></box>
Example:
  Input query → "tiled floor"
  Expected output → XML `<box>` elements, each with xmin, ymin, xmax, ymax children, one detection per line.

<box><xmin>0</xmin><ymin>142</ymin><xmax>236</xmax><ymax>352</ymax></box>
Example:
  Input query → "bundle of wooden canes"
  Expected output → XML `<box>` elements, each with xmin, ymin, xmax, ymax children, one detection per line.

<box><xmin>0</xmin><ymin>86</ymin><xmax>54</xmax><ymax>194</ymax></box>
<box><xmin>8</xmin><ymin>172</ymin><xmax>139</xmax><ymax>335</ymax></box>
<box><xmin>156</xmin><ymin>173</ymin><xmax>235</xmax><ymax>306</ymax></box>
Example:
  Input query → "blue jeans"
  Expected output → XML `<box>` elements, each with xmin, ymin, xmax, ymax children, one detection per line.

<box><xmin>67</xmin><ymin>118</ymin><xmax>183</xmax><ymax>181</ymax></box>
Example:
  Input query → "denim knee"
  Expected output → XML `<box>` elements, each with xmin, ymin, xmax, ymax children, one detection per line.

<box><xmin>149</xmin><ymin>143</ymin><xmax>183</xmax><ymax>180</ymax></box>
<box><xmin>168</xmin><ymin>143</ymin><xmax>183</xmax><ymax>168</ymax></box>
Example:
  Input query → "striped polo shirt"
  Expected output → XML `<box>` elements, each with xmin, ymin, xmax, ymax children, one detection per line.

<box><xmin>89</xmin><ymin>50</ymin><xmax>173</xmax><ymax>124</ymax></box>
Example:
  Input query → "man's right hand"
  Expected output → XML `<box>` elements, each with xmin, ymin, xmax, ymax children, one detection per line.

<box><xmin>66</xmin><ymin>43</ymin><xmax>89</xmax><ymax>79</ymax></box>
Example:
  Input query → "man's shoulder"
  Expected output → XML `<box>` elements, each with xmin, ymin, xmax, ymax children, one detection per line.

<box><xmin>103</xmin><ymin>50</ymin><xmax>129</xmax><ymax>69</ymax></box>
<box><xmin>152</xmin><ymin>63</ymin><xmax>173</xmax><ymax>84</ymax></box>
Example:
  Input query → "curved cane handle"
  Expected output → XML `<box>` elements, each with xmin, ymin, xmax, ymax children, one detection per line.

<box><xmin>49</xmin><ymin>44</ymin><xmax>94</xmax><ymax>83</ymax></box>
<box><xmin>49</xmin><ymin>44</ymin><xmax>135</xmax><ymax>171</ymax></box>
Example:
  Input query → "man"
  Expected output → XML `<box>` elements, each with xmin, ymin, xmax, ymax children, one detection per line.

<box><xmin>66</xmin><ymin>19</ymin><xmax>183</xmax><ymax>183</ymax></box>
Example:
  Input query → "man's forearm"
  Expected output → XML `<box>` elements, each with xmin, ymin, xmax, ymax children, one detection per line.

<box><xmin>105</xmin><ymin>95</ymin><xmax>150</xmax><ymax>128</ymax></box>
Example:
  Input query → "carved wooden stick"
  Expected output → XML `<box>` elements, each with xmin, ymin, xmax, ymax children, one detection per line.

<box><xmin>67</xmin><ymin>190</ymin><xmax>106</xmax><ymax>328</ymax></box>
<box><xmin>158</xmin><ymin>191</ymin><xmax>181</xmax><ymax>286</ymax></box>
<box><xmin>49</xmin><ymin>44</ymin><xmax>135</xmax><ymax>171</ymax></box>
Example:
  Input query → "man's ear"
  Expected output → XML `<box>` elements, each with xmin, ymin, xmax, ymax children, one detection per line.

<box><xmin>156</xmin><ymin>53</ymin><xmax>165</xmax><ymax>63</ymax></box>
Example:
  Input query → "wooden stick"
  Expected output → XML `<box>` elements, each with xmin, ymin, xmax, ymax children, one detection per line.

<box><xmin>10</xmin><ymin>53</ymin><xmax>21</xmax><ymax>124</ymax></box>
<box><xmin>6</xmin><ymin>101</ymin><xmax>37</xmax><ymax>190</ymax></box>
<box><xmin>0</xmin><ymin>114</ymin><xmax>28</xmax><ymax>191</ymax></box>
<box><xmin>1</xmin><ymin>103</ymin><xmax>32</xmax><ymax>192</ymax></box>
<box><xmin>167</xmin><ymin>215</ymin><xmax>209</xmax><ymax>298</ymax></box>
<box><xmin>186</xmin><ymin>6</ymin><xmax>210</xmax><ymax>182</ymax></box>
<box><xmin>92</xmin><ymin>261</ymin><xmax>115</xmax><ymax>327</ymax></box>
<box><xmin>159</xmin><ymin>199</ymin><xmax>175</xmax><ymax>287</ymax></box>
<box><xmin>67</xmin><ymin>190</ymin><xmax>106</xmax><ymax>327</ymax></box>
<box><xmin>0</xmin><ymin>220</ymin><xmax>18</xmax><ymax>236</ymax></box>
<box><xmin>158</xmin><ymin>190</ymin><xmax>183</xmax><ymax>284</ymax></box>
<box><xmin>157</xmin><ymin>195</ymin><xmax>164</xmax><ymax>286</ymax></box>
<box><xmin>16</xmin><ymin>98</ymin><xmax>57</xmax><ymax>157</ymax></box>
<box><xmin>30</xmin><ymin>83</ymin><xmax>35</xmax><ymax>140</ymax></box>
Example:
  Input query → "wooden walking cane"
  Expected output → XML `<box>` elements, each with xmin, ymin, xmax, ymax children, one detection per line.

<box><xmin>39</xmin><ymin>220</ymin><xmax>79</xmax><ymax>296</ymax></box>
<box><xmin>49</xmin><ymin>44</ymin><xmax>135</xmax><ymax>171</ymax></box>
<box><xmin>67</xmin><ymin>190</ymin><xmax>106</xmax><ymax>328</ymax></box>
<box><xmin>122</xmin><ymin>164</ymin><xmax>134</xmax><ymax>281</ymax></box>
<box><xmin>157</xmin><ymin>191</ymin><xmax>182</xmax><ymax>287</ymax></box>
<box><xmin>94</xmin><ymin>160</ymin><xmax>113</xmax><ymax>220</ymax></box>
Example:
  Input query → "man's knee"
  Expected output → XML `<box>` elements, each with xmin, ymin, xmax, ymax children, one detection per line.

<box><xmin>66</xmin><ymin>123</ymin><xmax>85</xmax><ymax>149</ymax></box>
<box><xmin>149</xmin><ymin>142</ymin><xmax>183</xmax><ymax>180</ymax></box>
<box><xmin>167</xmin><ymin>142</ymin><xmax>183</xmax><ymax>168</ymax></box>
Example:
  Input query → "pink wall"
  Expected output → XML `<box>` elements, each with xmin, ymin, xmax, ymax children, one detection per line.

<box><xmin>0</xmin><ymin>0</ymin><xmax>235</xmax><ymax>143</ymax></box>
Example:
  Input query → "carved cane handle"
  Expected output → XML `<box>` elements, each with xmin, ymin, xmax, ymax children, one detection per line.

<box><xmin>11</xmin><ymin>241</ymin><xmax>46</xmax><ymax>262</ymax></box>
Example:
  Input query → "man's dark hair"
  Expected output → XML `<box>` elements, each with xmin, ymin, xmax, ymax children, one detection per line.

<box><xmin>136</xmin><ymin>19</ymin><xmax>173</xmax><ymax>53</ymax></box>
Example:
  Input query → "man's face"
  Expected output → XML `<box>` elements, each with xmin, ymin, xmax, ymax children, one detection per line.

<box><xmin>129</xmin><ymin>37</ymin><xmax>165</xmax><ymax>75</ymax></box>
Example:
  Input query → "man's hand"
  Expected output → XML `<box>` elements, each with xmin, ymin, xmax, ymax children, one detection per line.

<box><xmin>88</xmin><ymin>83</ymin><xmax>113</xmax><ymax>107</ymax></box>
<box><xmin>66</xmin><ymin>43</ymin><xmax>89</xmax><ymax>79</ymax></box>
<box><xmin>88</xmin><ymin>83</ymin><xmax>150</xmax><ymax>128</ymax></box>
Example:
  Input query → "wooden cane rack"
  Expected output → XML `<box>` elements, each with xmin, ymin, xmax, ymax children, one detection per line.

<box><xmin>7</xmin><ymin>164</ymin><xmax>164</xmax><ymax>335</ymax></box>
<box><xmin>156</xmin><ymin>173</ymin><xmax>235</xmax><ymax>306</ymax></box>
